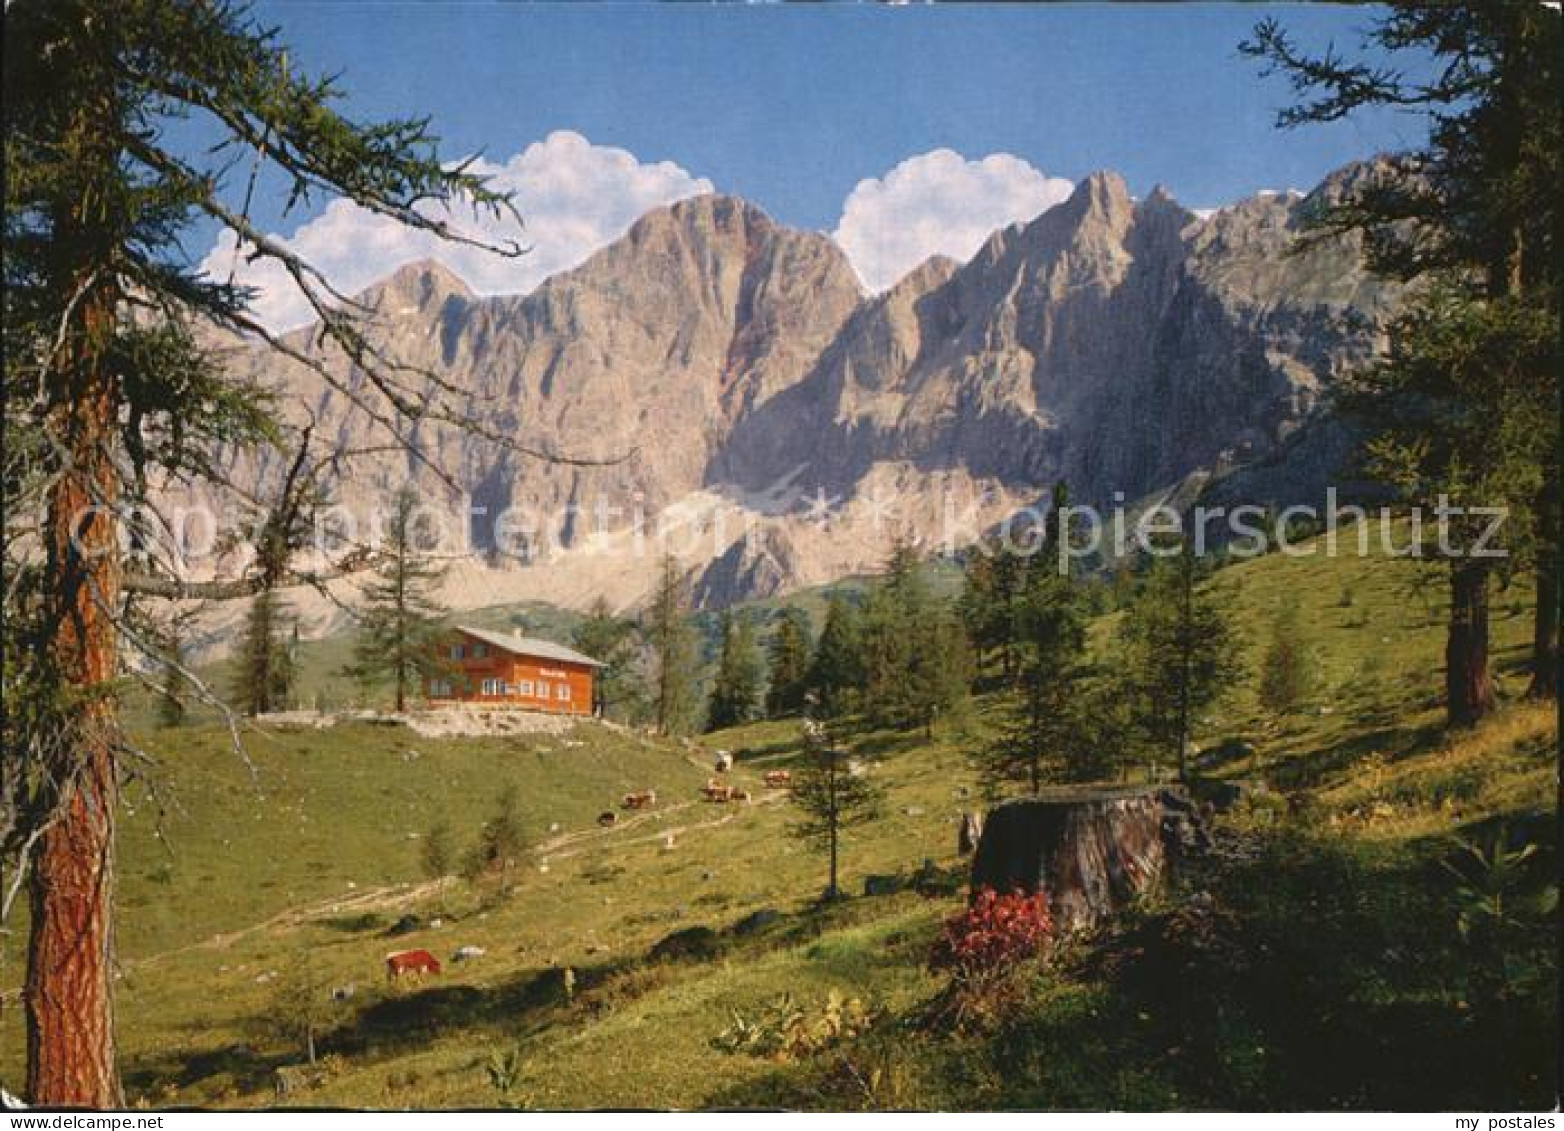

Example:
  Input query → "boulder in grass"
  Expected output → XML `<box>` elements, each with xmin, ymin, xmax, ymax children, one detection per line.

<box><xmin>732</xmin><ymin>908</ymin><xmax>781</xmax><ymax>936</ymax></box>
<box><xmin>649</xmin><ymin>925</ymin><xmax>721</xmax><ymax>962</ymax></box>
<box><xmin>862</xmin><ymin>873</ymin><xmax>905</xmax><ymax>897</ymax></box>
<box><xmin>385</xmin><ymin>914</ymin><xmax>422</xmax><ymax>937</ymax></box>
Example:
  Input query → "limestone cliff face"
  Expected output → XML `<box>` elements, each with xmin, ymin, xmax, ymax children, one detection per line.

<box><xmin>219</xmin><ymin>194</ymin><xmax>864</xmax><ymax>552</ymax></box>
<box><xmin>204</xmin><ymin>167</ymin><xmax>1397</xmax><ymax>618</ymax></box>
<box><xmin>712</xmin><ymin>170</ymin><xmax>1397</xmax><ymax>517</ymax></box>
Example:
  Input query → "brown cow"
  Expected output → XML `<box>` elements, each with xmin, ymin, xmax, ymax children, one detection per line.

<box><xmin>385</xmin><ymin>949</ymin><xmax>441</xmax><ymax>981</ymax></box>
<box><xmin>621</xmin><ymin>789</ymin><xmax>657</xmax><ymax>810</ymax></box>
<box><xmin>763</xmin><ymin>770</ymin><xmax>791</xmax><ymax>788</ymax></box>
<box><xmin>729</xmin><ymin>788</ymin><xmax>751</xmax><ymax>803</ymax></box>
<box><xmin>702</xmin><ymin>782</ymin><xmax>733</xmax><ymax>803</ymax></box>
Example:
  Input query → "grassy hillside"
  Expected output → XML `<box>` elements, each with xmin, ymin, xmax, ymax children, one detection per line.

<box><xmin>1</xmin><ymin>536</ymin><xmax>1554</xmax><ymax>1108</ymax></box>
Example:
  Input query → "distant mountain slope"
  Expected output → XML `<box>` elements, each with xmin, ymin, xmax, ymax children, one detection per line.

<box><xmin>191</xmin><ymin>164</ymin><xmax>1400</xmax><ymax>637</ymax></box>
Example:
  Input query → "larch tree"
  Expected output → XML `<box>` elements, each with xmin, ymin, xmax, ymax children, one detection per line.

<box><xmin>808</xmin><ymin>594</ymin><xmax>867</xmax><ymax>718</ymax></box>
<box><xmin>0</xmin><ymin>0</ymin><xmax>610</xmax><ymax>1104</ymax></box>
<box><xmin>1345</xmin><ymin>287</ymin><xmax>1555</xmax><ymax>724</ymax></box>
<box><xmin>1242</xmin><ymin>4</ymin><xmax>1561</xmax><ymax>718</ymax></box>
<box><xmin>789</xmin><ymin>712</ymin><xmax>883</xmax><ymax>901</ymax></box>
<box><xmin>572</xmin><ymin>596</ymin><xmax>647</xmax><ymax>721</ymax></box>
<box><xmin>862</xmin><ymin>537</ymin><xmax>968</xmax><ymax>732</ymax></box>
<box><xmin>860</xmin><ymin>538</ymin><xmax>927</xmax><ymax>727</ymax></box>
<box><xmin>344</xmin><ymin>486</ymin><xmax>450</xmax><ymax>712</ymax></box>
<box><xmin>706</xmin><ymin>610</ymin><xmax>763</xmax><ymax>731</ymax></box>
<box><xmin>232</xmin><ymin>587</ymin><xmax>296</xmax><ymax>716</ymax></box>
<box><xmin>462</xmin><ymin>784</ymin><xmax>527</xmax><ymax>900</ymax></box>
<box><xmin>643</xmin><ymin>554</ymin><xmax>701</xmax><ymax>735</ymax></box>
<box><xmin>977</xmin><ymin>484</ymin><xmax>1092</xmax><ymax>794</ymax></box>
<box><xmin>1118</xmin><ymin>541</ymin><xmax>1242</xmax><ymax>782</ymax></box>
<box><xmin>153</xmin><ymin>612</ymin><xmax>192</xmax><ymax>728</ymax></box>
<box><xmin>764</xmin><ymin>606</ymin><xmax>813</xmax><ymax>718</ymax></box>
<box><xmin>958</xmin><ymin>542</ymin><xmax>1028</xmax><ymax>684</ymax></box>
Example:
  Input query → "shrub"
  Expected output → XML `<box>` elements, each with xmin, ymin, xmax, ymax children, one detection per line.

<box><xmin>927</xmin><ymin>888</ymin><xmax>1053</xmax><ymax>1029</ymax></box>
<box><xmin>712</xmin><ymin>989</ymin><xmax>878</xmax><ymax>1062</ymax></box>
<box><xmin>484</xmin><ymin>1045</ymin><xmax>534</xmax><ymax>1109</ymax></box>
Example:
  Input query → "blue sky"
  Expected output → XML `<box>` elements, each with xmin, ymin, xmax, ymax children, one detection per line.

<box><xmin>200</xmin><ymin>3</ymin><xmax>1436</xmax><ymax>326</ymax></box>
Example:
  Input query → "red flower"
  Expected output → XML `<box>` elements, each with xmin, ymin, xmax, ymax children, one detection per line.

<box><xmin>929</xmin><ymin>888</ymin><xmax>1053</xmax><ymax>984</ymax></box>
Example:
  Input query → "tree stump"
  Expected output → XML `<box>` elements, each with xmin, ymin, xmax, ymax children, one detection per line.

<box><xmin>970</xmin><ymin>785</ymin><xmax>1203</xmax><ymax>933</ymax></box>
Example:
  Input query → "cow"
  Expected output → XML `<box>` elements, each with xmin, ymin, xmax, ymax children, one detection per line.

<box><xmin>703</xmin><ymin>781</ymin><xmax>733</xmax><ymax>803</ymax></box>
<box><xmin>763</xmin><ymin>770</ymin><xmax>792</xmax><ymax>788</ymax></box>
<box><xmin>452</xmin><ymin>945</ymin><xmax>486</xmax><ymax>963</ymax></box>
<box><xmin>597</xmin><ymin>810</ymin><xmax>619</xmax><ymax>827</ymax></box>
<box><xmin>713</xmin><ymin>750</ymin><xmax>734</xmax><ymax>773</ymax></box>
<box><xmin>729</xmin><ymin>788</ymin><xmax>751</xmax><ymax>803</ymax></box>
<box><xmin>385</xmin><ymin>948</ymin><xmax>441</xmax><ymax>981</ymax></box>
<box><xmin>621</xmin><ymin>789</ymin><xmax>657</xmax><ymax>810</ymax></box>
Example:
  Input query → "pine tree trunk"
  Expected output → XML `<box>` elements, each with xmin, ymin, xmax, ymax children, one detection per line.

<box><xmin>1532</xmin><ymin>557</ymin><xmax>1559</xmax><ymax>700</ymax></box>
<box><xmin>26</xmin><ymin>288</ymin><xmax>125</xmax><ymax>1107</ymax></box>
<box><xmin>1529</xmin><ymin>485</ymin><xmax>1558</xmax><ymax>700</ymax></box>
<box><xmin>828</xmin><ymin>826</ymin><xmax>839</xmax><ymax>899</ymax></box>
<box><xmin>1176</xmin><ymin>556</ymin><xmax>1193</xmax><ymax>783</ymax></box>
<box><xmin>1447</xmin><ymin>562</ymin><xmax>1496</xmax><ymax>727</ymax></box>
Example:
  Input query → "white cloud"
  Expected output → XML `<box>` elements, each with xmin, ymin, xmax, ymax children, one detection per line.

<box><xmin>832</xmin><ymin>150</ymin><xmax>1074</xmax><ymax>292</ymax></box>
<box><xmin>201</xmin><ymin>130</ymin><xmax>713</xmax><ymax>331</ymax></box>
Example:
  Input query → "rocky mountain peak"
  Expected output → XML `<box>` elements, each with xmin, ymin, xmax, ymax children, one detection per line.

<box><xmin>890</xmin><ymin>254</ymin><xmax>960</xmax><ymax>298</ymax></box>
<box><xmin>623</xmin><ymin>192</ymin><xmax>788</xmax><ymax>255</ymax></box>
<box><xmin>1062</xmin><ymin>170</ymin><xmax>1134</xmax><ymax>225</ymax></box>
<box><xmin>358</xmin><ymin>257</ymin><xmax>476</xmax><ymax>328</ymax></box>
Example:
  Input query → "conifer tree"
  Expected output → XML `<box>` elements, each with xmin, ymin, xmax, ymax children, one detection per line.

<box><xmin>789</xmin><ymin>711</ymin><xmax>883</xmax><ymax>900</ymax></box>
<box><xmin>344</xmin><ymin>487</ymin><xmax>449</xmax><ymax>711</ymax></box>
<box><xmin>862</xmin><ymin>538</ymin><xmax>927</xmax><ymax>728</ymax></box>
<box><xmin>2</xmin><ymin>0</ymin><xmax>532</xmax><ymax>1101</ymax></box>
<box><xmin>706</xmin><ymin>610</ymin><xmax>764</xmax><ymax>731</ymax></box>
<box><xmin>155</xmin><ymin>621</ymin><xmax>188</xmax><ymax>729</ymax></box>
<box><xmin>911</xmin><ymin>612</ymin><xmax>974</xmax><ymax>736</ymax></box>
<box><xmin>959</xmin><ymin>544</ymin><xmax>1028</xmax><ymax>683</ymax></box>
<box><xmin>573</xmin><ymin>597</ymin><xmax>647</xmax><ymax>721</ymax></box>
<box><xmin>765</xmin><ymin>607</ymin><xmax>813</xmax><ymax>717</ymax></box>
<box><xmin>1118</xmin><ymin>540</ymin><xmax>1242</xmax><ymax>782</ymax></box>
<box><xmin>644</xmin><ymin>555</ymin><xmax>701</xmax><ymax>735</ymax></box>
<box><xmin>977</xmin><ymin>483</ymin><xmax>1092</xmax><ymax>792</ymax></box>
<box><xmin>421</xmin><ymin>820</ymin><xmax>455</xmax><ymax>882</ymax></box>
<box><xmin>1242</xmin><ymin>5</ymin><xmax>1561</xmax><ymax>715</ymax></box>
<box><xmin>980</xmin><ymin>572</ymin><xmax>1090</xmax><ymax>794</ymax></box>
<box><xmin>808</xmin><ymin>595</ymin><xmax>867</xmax><ymax>718</ymax></box>
<box><xmin>233</xmin><ymin>589</ymin><xmax>295</xmax><ymax>717</ymax></box>
<box><xmin>860</xmin><ymin>538</ymin><xmax>970</xmax><ymax>733</ymax></box>
<box><xmin>462</xmin><ymin>785</ymin><xmax>527</xmax><ymax>899</ymax></box>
